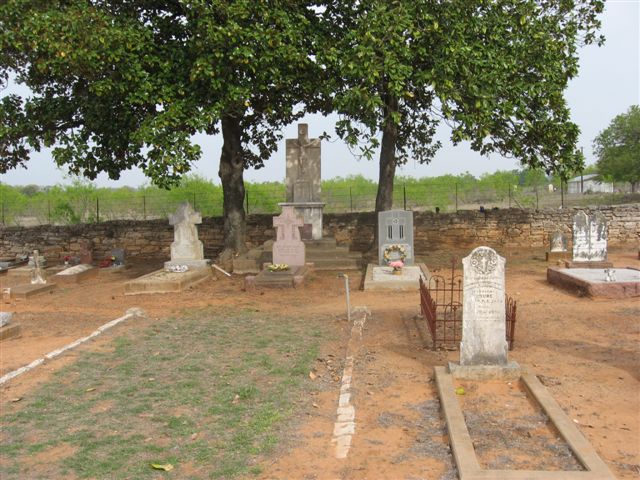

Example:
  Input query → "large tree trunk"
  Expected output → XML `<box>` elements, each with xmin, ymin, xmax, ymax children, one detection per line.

<box><xmin>218</xmin><ymin>115</ymin><xmax>248</xmax><ymax>261</ymax></box>
<box><xmin>375</xmin><ymin>93</ymin><xmax>399</xmax><ymax>212</ymax></box>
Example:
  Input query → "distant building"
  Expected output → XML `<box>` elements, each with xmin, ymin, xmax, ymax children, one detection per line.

<box><xmin>567</xmin><ymin>174</ymin><xmax>614</xmax><ymax>194</ymax></box>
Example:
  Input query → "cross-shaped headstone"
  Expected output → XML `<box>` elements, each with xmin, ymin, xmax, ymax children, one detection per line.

<box><xmin>273</xmin><ymin>206</ymin><xmax>303</xmax><ymax>242</ymax></box>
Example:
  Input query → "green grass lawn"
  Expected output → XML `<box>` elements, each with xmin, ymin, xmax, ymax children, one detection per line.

<box><xmin>0</xmin><ymin>308</ymin><xmax>329</xmax><ymax>479</ymax></box>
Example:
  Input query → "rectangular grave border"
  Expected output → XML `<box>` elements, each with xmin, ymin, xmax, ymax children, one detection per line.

<box><xmin>419</xmin><ymin>268</ymin><xmax>517</xmax><ymax>350</ymax></box>
<box><xmin>434</xmin><ymin>366</ymin><xmax>616</xmax><ymax>480</ymax></box>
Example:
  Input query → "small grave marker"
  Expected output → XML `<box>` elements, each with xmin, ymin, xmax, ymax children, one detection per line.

<box><xmin>378</xmin><ymin>210</ymin><xmax>414</xmax><ymax>266</ymax></box>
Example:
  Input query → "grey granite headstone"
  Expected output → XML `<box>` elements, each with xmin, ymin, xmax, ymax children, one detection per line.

<box><xmin>0</xmin><ymin>312</ymin><xmax>11</xmax><ymax>328</ymax></box>
<box><xmin>272</xmin><ymin>206</ymin><xmax>306</xmax><ymax>267</ymax></box>
<box><xmin>460</xmin><ymin>246</ymin><xmax>508</xmax><ymax>366</ymax></box>
<box><xmin>549</xmin><ymin>231</ymin><xmax>568</xmax><ymax>252</ymax></box>
<box><xmin>164</xmin><ymin>202</ymin><xmax>209</xmax><ymax>270</ymax></box>
<box><xmin>285</xmin><ymin>124</ymin><xmax>321</xmax><ymax>203</ymax></box>
<box><xmin>111</xmin><ymin>248</ymin><xmax>126</xmax><ymax>265</ymax></box>
<box><xmin>378</xmin><ymin>210</ymin><xmax>414</xmax><ymax>266</ymax></box>
<box><xmin>572</xmin><ymin>211</ymin><xmax>607</xmax><ymax>262</ymax></box>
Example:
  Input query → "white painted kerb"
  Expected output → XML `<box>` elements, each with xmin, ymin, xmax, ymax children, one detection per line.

<box><xmin>0</xmin><ymin>308</ymin><xmax>145</xmax><ymax>386</ymax></box>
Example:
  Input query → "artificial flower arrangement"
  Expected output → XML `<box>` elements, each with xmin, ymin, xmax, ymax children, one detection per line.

<box><xmin>267</xmin><ymin>263</ymin><xmax>289</xmax><ymax>272</ymax></box>
<box><xmin>383</xmin><ymin>244</ymin><xmax>407</xmax><ymax>273</ymax></box>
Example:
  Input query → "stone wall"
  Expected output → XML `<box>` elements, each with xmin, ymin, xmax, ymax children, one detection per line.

<box><xmin>1</xmin><ymin>205</ymin><xmax>638</xmax><ymax>263</ymax></box>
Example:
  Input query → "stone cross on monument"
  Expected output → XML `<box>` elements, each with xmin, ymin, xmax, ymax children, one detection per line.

<box><xmin>164</xmin><ymin>202</ymin><xmax>209</xmax><ymax>270</ymax></box>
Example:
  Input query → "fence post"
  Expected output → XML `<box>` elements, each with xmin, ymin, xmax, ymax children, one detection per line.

<box><xmin>350</xmin><ymin>187</ymin><xmax>353</xmax><ymax>212</ymax></box>
<box><xmin>508</xmin><ymin>184</ymin><xmax>512</xmax><ymax>208</ymax></box>
<box><xmin>193</xmin><ymin>192</ymin><xmax>196</xmax><ymax>209</ymax></box>
<box><xmin>535</xmin><ymin>187</ymin><xmax>539</xmax><ymax>211</ymax></box>
<box><xmin>1</xmin><ymin>199</ymin><xmax>4</xmax><ymax>225</ymax></box>
<box><xmin>96</xmin><ymin>197</ymin><xmax>100</xmax><ymax>223</ymax></box>
<box><xmin>245</xmin><ymin>189</ymin><xmax>249</xmax><ymax>215</ymax></box>
<box><xmin>403</xmin><ymin>183</ymin><xmax>407</xmax><ymax>210</ymax></box>
<box><xmin>561</xmin><ymin>180</ymin><xmax>565</xmax><ymax>209</ymax></box>
<box><xmin>455</xmin><ymin>183</ymin><xmax>458</xmax><ymax>212</ymax></box>
<box><xmin>48</xmin><ymin>200</ymin><xmax>51</xmax><ymax>224</ymax></box>
<box><xmin>143</xmin><ymin>195</ymin><xmax>146</xmax><ymax>220</ymax></box>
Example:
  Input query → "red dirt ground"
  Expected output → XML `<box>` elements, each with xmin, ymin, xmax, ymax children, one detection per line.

<box><xmin>1</xmin><ymin>248</ymin><xmax>638</xmax><ymax>479</ymax></box>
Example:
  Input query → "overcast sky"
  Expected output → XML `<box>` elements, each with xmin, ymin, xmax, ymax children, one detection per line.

<box><xmin>2</xmin><ymin>1</ymin><xmax>638</xmax><ymax>188</ymax></box>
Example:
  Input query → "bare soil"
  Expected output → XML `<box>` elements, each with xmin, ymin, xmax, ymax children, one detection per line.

<box><xmin>1</xmin><ymin>248</ymin><xmax>638</xmax><ymax>479</ymax></box>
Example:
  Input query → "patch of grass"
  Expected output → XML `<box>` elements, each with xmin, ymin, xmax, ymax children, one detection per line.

<box><xmin>0</xmin><ymin>308</ymin><xmax>328</xmax><ymax>479</ymax></box>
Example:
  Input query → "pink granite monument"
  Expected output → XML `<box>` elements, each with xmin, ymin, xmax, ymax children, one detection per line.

<box><xmin>272</xmin><ymin>206</ymin><xmax>305</xmax><ymax>267</ymax></box>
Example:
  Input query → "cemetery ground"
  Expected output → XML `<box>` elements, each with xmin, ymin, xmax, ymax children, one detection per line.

<box><xmin>0</xmin><ymin>248</ymin><xmax>638</xmax><ymax>479</ymax></box>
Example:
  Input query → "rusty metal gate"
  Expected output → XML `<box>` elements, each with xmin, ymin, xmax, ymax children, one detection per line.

<box><xmin>419</xmin><ymin>261</ymin><xmax>516</xmax><ymax>350</ymax></box>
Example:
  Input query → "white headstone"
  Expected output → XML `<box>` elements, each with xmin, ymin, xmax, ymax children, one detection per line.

<box><xmin>30</xmin><ymin>249</ymin><xmax>46</xmax><ymax>285</ymax></box>
<box><xmin>572</xmin><ymin>211</ymin><xmax>607</xmax><ymax>262</ymax></box>
<box><xmin>460</xmin><ymin>246</ymin><xmax>508</xmax><ymax>366</ymax></box>
<box><xmin>549</xmin><ymin>231</ymin><xmax>567</xmax><ymax>252</ymax></box>
<box><xmin>164</xmin><ymin>202</ymin><xmax>209</xmax><ymax>270</ymax></box>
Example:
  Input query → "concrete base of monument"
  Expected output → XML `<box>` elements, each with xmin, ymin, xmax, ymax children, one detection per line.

<box><xmin>434</xmin><ymin>365</ymin><xmax>616</xmax><ymax>480</ymax></box>
<box><xmin>564</xmin><ymin>260</ymin><xmax>613</xmax><ymax>269</ymax></box>
<box><xmin>245</xmin><ymin>265</ymin><xmax>310</xmax><ymax>289</ymax></box>
<box><xmin>0</xmin><ymin>323</ymin><xmax>22</xmax><ymax>341</ymax></box>
<box><xmin>124</xmin><ymin>267</ymin><xmax>213</xmax><ymax>295</ymax></box>
<box><xmin>546</xmin><ymin>251</ymin><xmax>570</xmax><ymax>262</ymax></box>
<box><xmin>448</xmin><ymin>361</ymin><xmax>522</xmax><ymax>381</ymax></box>
<box><xmin>547</xmin><ymin>267</ymin><xmax>640</xmax><ymax>298</ymax></box>
<box><xmin>363</xmin><ymin>263</ymin><xmax>428</xmax><ymax>291</ymax></box>
<box><xmin>10</xmin><ymin>283</ymin><xmax>57</xmax><ymax>299</ymax></box>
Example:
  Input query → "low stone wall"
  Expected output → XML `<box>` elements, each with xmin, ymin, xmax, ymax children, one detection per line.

<box><xmin>1</xmin><ymin>205</ymin><xmax>638</xmax><ymax>263</ymax></box>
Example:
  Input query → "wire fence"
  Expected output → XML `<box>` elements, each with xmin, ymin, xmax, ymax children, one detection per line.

<box><xmin>1</xmin><ymin>183</ymin><xmax>638</xmax><ymax>227</ymax></box>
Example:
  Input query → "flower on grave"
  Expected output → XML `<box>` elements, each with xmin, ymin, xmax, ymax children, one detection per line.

<box><xmin>388</xmin><ymin>260</ymin><xmax>405</xmax><ymax>271</ymax></box>
<box><xmin>63</xmin><ymin>255</ymin><xmax>71</xmax><ymax>265</ymax></box>
<box><xmin>267</xmin><ymin>263</ymin><xmax>289</xmax><ymax>272</ymax></box>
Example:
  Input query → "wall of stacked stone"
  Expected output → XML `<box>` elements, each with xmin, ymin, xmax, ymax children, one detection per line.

<box><xmin>0</xmin><ymin>205</ymin><xmax>637</xmax><ymax>262</ymax></box>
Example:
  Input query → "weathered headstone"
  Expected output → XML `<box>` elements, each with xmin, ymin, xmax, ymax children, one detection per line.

<box><xmin>549</xmin><ymin>231</ymin><xmax>567</xmax><ymax>252</ymax></box>
<box><xmin>286</xmin><ymin>124</ymin><xmax>321</xmax><ymax>203</ymax></box>
<box><xmin>460</xmin><ymin>246</ymin><xmax>508</xmax><ymax>366</ymax></box>
<box><xmin>30</xmin><ymin>250</ymin><xmax>46</xmax><ymax>285</ymax></box>
<box><xmin>28</xmin><ymin>253</ymin><xmax>46</xmax><ymax>268</ymax></box>
<box><xmin>164</xmin><ymin>202</ymin><xmax>209</xmax><ymax>270</ymax></box>
<box><xmin>546</xmin><ymin>230</ymin><xmax>569</xmax><ymax>262</ymax></box>
<box><xmin>378</xmin><ymin>210</ymin><xmax>414</xmax><ymax>266</ymax></box>
<box><xmin>572</xmin><ymin>211</ymin><xmax>608</xmax><ymax>262</ymax></box>
<box><xmin>272</xmin><ymin>206</ymin><xmax>305</xmax><ymax>267</ymax></box>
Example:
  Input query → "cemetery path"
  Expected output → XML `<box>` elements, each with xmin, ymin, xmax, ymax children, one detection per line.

<box><xmin>0</xmin><ymin>249</ymin><xmax>638</xmax><ymax>479</ymax></box>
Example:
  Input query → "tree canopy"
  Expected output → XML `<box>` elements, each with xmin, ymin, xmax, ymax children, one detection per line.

<box><xmin>593</xmin><ymin>105</ymin><xmax>640</xmax><ymax>192</ymax></box>
<box><xmin>0</xmin><ymin>0</ymin><xmax>322</xmax><ymax>256</ymax></box>
<box><xmin>320</xmin><ymin>0</ymin><xmax>604</xmax><ymax>210</ymax></box>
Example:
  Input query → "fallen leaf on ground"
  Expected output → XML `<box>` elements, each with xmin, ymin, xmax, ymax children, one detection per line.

<box><xmin>232</xmin><ymin>394</ymin><xmax>240</xmax><ymax>404</ymax></box>
<box><xmin>11</xmin><ymin>397</ymin><xmax>22</xmax><ymax>402</ymax></box>
<box><xmin>151</xmin><ymin>463</ymin><xmax>174</xmax><ymax>471</ymax></box>
<box><xmin>309</xmin><ymin>371</ymin><xmax>317</xmax><ymax>380</ymax></box>
<box><xmin>455</xmin><ymin>387</ymin><xmax>465</xmax><ymax>395</ymax></box>
<box><xmin>85</xmin><ymin>387</ymin><xmax>96</xmax><ymax>392</ymax></box>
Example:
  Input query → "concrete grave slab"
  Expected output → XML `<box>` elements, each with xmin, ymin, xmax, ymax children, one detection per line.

<box><xmin>0</xmin><ymin>323</ymin><xmax>22</xmax><ymax>341</ymax></box>
<box><xmin>547</xmin><ymin>267</ymin><xmax>640</xmax><ymax>298</ymax></box>
<box><xmin>10</xmin><ymin>283</ymin><xmax>57</xmax><ymax>299</ymax></box>
<box><xmin>363</xmin><ymin>263</ymin><xmax>428</xmax><ymax>291</ymax></box>
<box><xmin>435</xmin><ymin>366</ymin><xmax>616</xmax><ymax>480</ymax></box>
<box><xmin>124</xmin><ymin>267</ymin><xmax>213</xmax><ymax>295</ymax></box>
<box><xmin>53</xmin><ymin>264</ymin><xmax>98</xmax><ymax>284</ymax></box>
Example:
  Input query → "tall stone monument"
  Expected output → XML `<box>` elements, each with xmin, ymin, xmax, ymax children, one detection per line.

<box><xmin>378</xmin><ymin>210</ymin><xmax>414</xmax><ymax>266</ymax></box>
<box><xmin>280</xmin><ymin>124</ymin><xmax>325</xmax><ymax>240</ymax></box>
<box><xmin>572</xmin><ymin>211</ymin><xmax>608</xmax><ymax>262</ymax></box>
<box><xmin>459</xmin><ymin>246</ymin><xmax>508</xmax><ymax>366</ymax></box>
<box><xmin>272</xmin><ymin>206</ymin><xmax>305</xmax><ymax>267</ymax></box>
<box><xmin>164</xmin><ymin>202</ymin><xmax>209</xmax><ymax>270</ymax></box>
